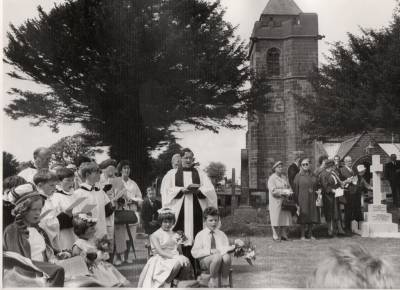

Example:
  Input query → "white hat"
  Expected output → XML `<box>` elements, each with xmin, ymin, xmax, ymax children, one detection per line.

<box><xmin>357</xmin><ymin>164</ymin><xmax>366</xmax><ymax>172</ymax></box>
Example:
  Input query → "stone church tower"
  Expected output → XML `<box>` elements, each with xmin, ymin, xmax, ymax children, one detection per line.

<box><xmin>242</xmin><ymin>0</ymin><xmax>321</xmax><ymax>195</ymax></box>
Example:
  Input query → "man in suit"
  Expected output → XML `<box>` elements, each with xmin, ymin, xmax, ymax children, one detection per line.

<box><xmin>340</xmin><ymin>156</ymin><xmax>357</xmax><ymax>233</ymax></box>
<box><xmin>288</xmin><ymin>152</ymin><xmax>302</xmax><ymax>191</ymax></box>
<box><xmin>384</xmin><ymin>154</ymin><xmax>400</xmax><ymax>208</ymax></box>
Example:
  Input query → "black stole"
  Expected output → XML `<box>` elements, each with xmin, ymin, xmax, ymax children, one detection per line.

<box><xmin>175</xmin><ymin>167</ymin><xmax>200</xmax><ymax>186</ymax></box>
<box><xmin>173</xmin><ymin>167</ymin><xmax>204</xmax><ymax>247</ymax></box>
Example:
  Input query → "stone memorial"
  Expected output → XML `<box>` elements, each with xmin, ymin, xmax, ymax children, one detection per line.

<box><xmin>354</xmin><ymin>155</ymin><xmax>400</xmax><ymax>238</ymax></box>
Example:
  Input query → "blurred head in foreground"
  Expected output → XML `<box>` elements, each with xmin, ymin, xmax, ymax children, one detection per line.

<box><xmin>308</xmin><ymin>244</ymin><xmax>394</xmax><ymax>289</ymax></box>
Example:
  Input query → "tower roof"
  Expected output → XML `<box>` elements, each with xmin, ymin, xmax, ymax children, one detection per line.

<box><xmin>262</xmin><ymin>0</ymin><xmax>302</xmax><ymax>15</ymax></box>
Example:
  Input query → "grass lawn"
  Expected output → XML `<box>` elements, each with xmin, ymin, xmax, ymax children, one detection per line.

<box><xmin>117</xmin><ymin>230</ymin><xmax>400</xmax><ymax>288</ymax></box>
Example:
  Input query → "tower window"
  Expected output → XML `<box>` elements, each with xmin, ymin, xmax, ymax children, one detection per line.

<box><xmin>267</xmin><ymin>48</ymin><xmax>280</xmax><ymax>76</ymax></box>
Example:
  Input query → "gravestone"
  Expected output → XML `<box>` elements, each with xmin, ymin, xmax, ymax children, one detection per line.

<box><xmin>354</xmin><ymin>155</ymin><xmax>400</xmax><ymax>238</ymax></box>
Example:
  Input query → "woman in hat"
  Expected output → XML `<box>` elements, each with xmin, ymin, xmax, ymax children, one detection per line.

<box><xmin>319</xmin><ymin>159</ymin><xmax>345</xmax><ymax>237</ymax></box>
<box><xmin>3</xmin><ymin>183</ymin><xmax>66</xmax><ymax>287</ymax></box>
<box><xmin>267</xmin><ymin>161</ymin><xmax>293</xmax><ymax>241</ymax></box>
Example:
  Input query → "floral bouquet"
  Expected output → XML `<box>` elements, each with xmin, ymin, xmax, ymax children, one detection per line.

<box><xmin>233</xmin><ymin>238</ymin><xmax>256</xmax><ymax>265</ymax></box>
<box><xmin>175</xmin><ymin>230</ymin><xmax>188</xmax><ymax>245</ymax></box>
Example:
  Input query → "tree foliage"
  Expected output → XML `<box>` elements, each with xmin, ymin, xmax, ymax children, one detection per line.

<box><xmin>4</xmin><ymin>0</ymin><xmax>269</xmax><ymax>187</ymax></box>
<box><xmin>297</xmin><ymin>5</ymin><xmax>400</xmax><ymax>139</ymax></box>
<box><xmin>205</xmin><ymin>161</ymin><xmax>226</xmax><ymax>186</ymax></box>
<box><xmin>48</xmin><ymin>133</ymin><xmax>103</xmax><ymax>166</ymax></box>
<box><xmin>3</xmin><ymin>151</ymin><xmax>20</xmax><ymax>179</ymax></box>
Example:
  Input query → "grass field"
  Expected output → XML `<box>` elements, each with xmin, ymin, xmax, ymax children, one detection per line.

<box><xmin>116</xmin><ymin>232</ymin><xmax>400</xmax><ymax>288</ymax></box>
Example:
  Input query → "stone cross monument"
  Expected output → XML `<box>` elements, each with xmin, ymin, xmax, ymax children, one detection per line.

<box><xmin>356</xmin><ymin>155</ymin><xmax>400</xmax><ymax>238</ymax></box>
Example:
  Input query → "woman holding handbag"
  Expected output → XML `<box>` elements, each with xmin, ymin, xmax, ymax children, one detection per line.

<box><xmin>293</xmin><ymin>158</ymin><xmax>320</xmax><ymax>240</ymax></box>
<box><xmin>267</xmin><ymin>161</ymin><xmax>293</xmax><ymax>242</ymax></box>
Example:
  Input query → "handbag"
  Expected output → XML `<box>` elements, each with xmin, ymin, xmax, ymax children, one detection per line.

<box><xmin>281</xmin><ymin>195</ymin><xmax>297</xmax><ymax>215</ymax></box>
<box><xmin>114</xmin><ymin>209</ymin><xmax>138</xmax><ymax>225</ymax></box>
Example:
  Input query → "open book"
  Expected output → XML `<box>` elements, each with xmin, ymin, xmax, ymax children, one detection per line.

<box><xmin>54</xmin><ymin>256</ymin><xmax>90</xmax><ymax>280</ymax></box>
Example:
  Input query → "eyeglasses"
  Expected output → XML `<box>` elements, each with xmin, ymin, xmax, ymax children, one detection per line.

<box><xmin>301</xmin><ymin>163</ymin><xmax>309</xmax><ymax>166</ymax></box>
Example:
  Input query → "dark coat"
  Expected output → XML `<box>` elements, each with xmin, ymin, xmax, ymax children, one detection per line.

<box><xmin>140</xmin><ymin>198</ymin><xmax>162</xmax><ymax>235</ymax></box>
<box><xmin>293</xmin><ymin>171</ymin><xmax>320</xmax><ymax>224</ymax></box>
<box><xmin>340</xmin><ymin>166</ymin><xmax>357</xmax><ymax>194</ymax></box>
<box><xmin>319</xmin><ymin>170</ymin><xmax>341</xmax><ymax>222</ymax></box>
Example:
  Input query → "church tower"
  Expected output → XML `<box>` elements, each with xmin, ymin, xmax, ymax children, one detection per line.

<box><xmin>242</xmin><ymin>0</ymin><xmax>320</xmax><ymax>193</ymax></box>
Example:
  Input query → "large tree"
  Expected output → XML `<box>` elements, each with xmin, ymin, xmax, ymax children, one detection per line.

<box><xmin>4</xmin><ymin>0</ymin><xmax>268</xmax><ymax>187</ymax></box>
<box><xmin>297</xmin><ymin>5</ymin><xmax>400</xmax><ymax>139</ymax></box>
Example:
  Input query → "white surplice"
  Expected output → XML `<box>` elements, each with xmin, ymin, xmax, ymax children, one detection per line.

<box><xmin>160</xmin><ymin>168</ymin><xmax>217</xmax><ymax>243</ymax></box>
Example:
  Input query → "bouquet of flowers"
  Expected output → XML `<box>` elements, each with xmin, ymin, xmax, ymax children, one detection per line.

<box><xmin>233</xmin><ymin>238</ymin><xmax>256</xmax><ymax>265</ymax></box>
<box><xmin>175</xmin><ymin>230</ymin><xmax>188</xmax><ymax>245</ymax></box>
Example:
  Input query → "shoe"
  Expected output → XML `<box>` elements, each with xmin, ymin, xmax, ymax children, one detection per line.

<box><xmin>114</xmin><ymin>258</ymin><xmax>122</xmax><ymax>266</ymax></box>
<box><xmin>281</xmin><ymin>236</ymin><xmax>292</xmax><ymax>241</ymax></box>
<box><xmin>272</xmin><ymin>237</ymin><xmax>281</xmax><ymax>242</ymax></box>
<box><xmin>300</xmin><ymin>236</ymin><xmax>307</xmax><ymax>241</ymax></box>
<box><xmin>208</xmin><ymin>278</ymin><xmax>218</xmax><ymax>288</ymax></box>
<box><xmin>126</xmin><ymin>257</ymin><xmax>134</xmax><ymax>264</ymax></box>
<box><xmin>310</xmin><ymin>236</ymin><xmax>316</xmax><ymax>240</ymax></box>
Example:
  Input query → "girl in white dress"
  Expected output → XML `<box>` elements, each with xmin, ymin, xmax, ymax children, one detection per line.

<box><xmin>71</xmin><ymin>214</ymin><xmax>128</xmax><ymax>287</ymax></box>
<box><xmin>138</xmin><ymin>208</ymin><xmax>192</xmax><ymax>288</ymax></box>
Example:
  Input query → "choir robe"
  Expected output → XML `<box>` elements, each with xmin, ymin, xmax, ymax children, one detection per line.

<box><xmin>51</xmin><ymin>187</ymin><xmax>76</xmax><ymax>250</ymax></box>
<box><xmin>161</xmin><ymin>167</ymin><xmax>217</xmax><ymax>244</ymax></box>
<box><xmin>72</xmin><ymin>183</ymin><xmax>114</xmax><ymax>239</ymax></box>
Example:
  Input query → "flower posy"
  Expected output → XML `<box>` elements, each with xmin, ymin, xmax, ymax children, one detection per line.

<box><xmin>233</xmin><ymin>238</ymin><xmax>256</xmax><ymax>265</ymax></box>
<box><xmin>175</xmin><ymin>230</ymin><xmax>188</xmax><ymax>245</ymax></box>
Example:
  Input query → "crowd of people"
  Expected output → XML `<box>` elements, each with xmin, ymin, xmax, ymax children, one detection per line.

<box><xmin>267</xmin><ymin>152</ymin><xmax>400</xmax><ymax>241</ymax></box>
<box><xmin>2</xmin><ymin>146</ymin><xmax>398</xmax><ymax>288</ymax></box>
<box><xmin>2</xmin><ymin>146</ymin><xmax>237</xmax><ymax>288</ymax></box>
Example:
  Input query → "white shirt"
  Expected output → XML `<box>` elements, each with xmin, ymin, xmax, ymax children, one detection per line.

<box><xmin>27</xmin><ymin>227</ymin><xmax>46</xmax><ymax>262</ymax></box>
<box><xmin>191</xmin><ymin>227</ymin><xmax>231</xmax><ymax>259</ymax></box>
<box><xmin>39</xmin><ymin>192</ymin><xmax>61</xmax><ymax>250</ymax></box>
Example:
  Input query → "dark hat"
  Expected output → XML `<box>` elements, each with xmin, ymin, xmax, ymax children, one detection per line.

<box><xmin>325</xmin><ymin>159</ymin><xmax>335</xmax><ymax>168</ymax></box>
<box><xmin>99</xmin><ymin>159</ymin><xmax>117</xmax><ymax>170</ymax></box>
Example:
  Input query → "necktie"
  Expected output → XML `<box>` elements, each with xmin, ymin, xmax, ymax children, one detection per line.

<box><xmin>210</xmin><ymin>231</ymin><xmax>216</xmax><ymax>250</ymax></box>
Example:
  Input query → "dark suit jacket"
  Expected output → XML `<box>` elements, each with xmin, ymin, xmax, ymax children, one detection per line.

<box><xmin>288</xmin><ymin>163</ymin><xmax>300</xmax><ymax>190</ymax></box>
<box><xmin>384</xmin><ymin>161</ymin><xmax>400</xmax><ymax>183</ymax></box>
<box><xmin>140</xmin><ymin>198</ymin><xmax>162</xmax><ymax>235</ymax></box>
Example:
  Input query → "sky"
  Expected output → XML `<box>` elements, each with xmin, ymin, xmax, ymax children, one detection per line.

<box><xmin>1</xmin><ymin>0</ymin><xmax>397</xmax><ymax>181</ymax></box>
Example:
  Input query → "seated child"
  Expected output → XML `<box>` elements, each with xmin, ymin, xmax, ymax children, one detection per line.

<box><xmin>71</xmin><ymin>214</ymin><xmax>128</xmax><ymax>287</ymax></box>
<box><xmin>3</xmin><ymin>183</ymin><xmax>66</xmax><ymax>287</ymax></box>
<box><xmin>141</xmin><ymin>186</ymin><xmax>162</xmax><ymax>235</ymax></box>
<box><xmin>138</xmin><ymin>208</ymin><xmax>192</xmax><ymax>288</ymax></box>
<box><xmin>191</xmin><ymin>207</ymin><xmax>235</xmax><ymax>288</ymax></box>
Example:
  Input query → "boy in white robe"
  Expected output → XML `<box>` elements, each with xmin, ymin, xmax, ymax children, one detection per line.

<box><xmin>52</xmin><ymin>167</ymin><xmax>77</xmax><ymax>250</ymax></box>
<box><xmin>72</xmin><ymin>162</ymin><xmax>114</xmax><ymax>241</ymax></box>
